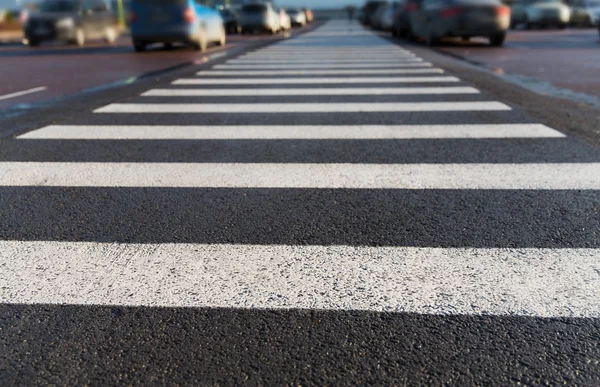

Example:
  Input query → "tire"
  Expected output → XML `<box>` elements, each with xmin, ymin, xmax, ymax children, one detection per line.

<box><xmin>425</xmin><ymin>30</ymin><xmax>439</xmax><ymax>46</ymax></box>
<box><xmin>558</xmin><ymin>23</ymin><xmax>567</xmax><ymax>29</ymax></box>
<box><xmin>163</xmin><ymin>42</ymin><xmax>173</xmax><ymax>50</ymax></box>
<box><xmin>489</xmin><ymin>33</ymin><xmax>506</xmax><ymax>47</ymax></box>
<box><xmin>133</xmin><ymin>40</ymin><xmax>146</xmax><ymax>52</ymax></box>
<box><xmin>28</xmin><ymin>39</ymin><xmax>40</xmax><ymax>47</ymax></box>
<box><xmin>104</xmin><ymin>26</ymin><xmax>118</xmax><ymax>44</ymax></box>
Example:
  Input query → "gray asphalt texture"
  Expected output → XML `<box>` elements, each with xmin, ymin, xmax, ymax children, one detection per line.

<box><xmin>1</xmin><ymin>21</ymin><xmax>600</xmax><ymax>386</ymax></box>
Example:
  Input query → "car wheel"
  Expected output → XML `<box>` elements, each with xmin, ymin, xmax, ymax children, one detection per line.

<box><xmin>489</xmin><ymin>33</ymin><xmax>506</xmax><ymax>46</ymax></box>
<box><xmin>163</xmin><ymin>42</ymin><xmax>174</xmax><ymax>50</ymax></box>
<box><xmin>192</xmin><ymin>29</ymin><xmax>207</xmax><ymax>52</ymax></box>
<box><xmin>104</xmin><ymin>26</ymin><xmax>118</xmax><ymax>44</ymax></box>
<box><xmin>133</xmin><ymin>40</ymin><xmax>146</xmax><ymax>52</ymax></box>
<box><xmin>28</xmin><ymin>39</ymin><xmax>40</xmax><ymax>47</ymax></box>
<box><xmin>558</xmin><ymin>22</ymin><xmax>567</xmax><ymax>29</ymax></box>
<box><xmin>425</xmin><ymin>30</ymin><xmax>439</xmax><ymax>46</ymax></box>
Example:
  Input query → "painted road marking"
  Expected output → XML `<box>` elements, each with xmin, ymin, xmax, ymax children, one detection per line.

<box><xmin>94</xmin><ymin>102</ymin><xmax>510</xmax><ymax>113</ymax></box>
<box><xmin>0</xmin><ymin>162</ymin><xmax>598</xmax><ymax>189</ymax></box>
<box><xmin>19</xmin><ymin>124</ymin><xmax>565</xmax><ymax>140</ymax></box>
<box><xmin>217</xmin><ymin>63</ymin><xmax>433</xmax><ymax>69</ymax></box>
<box><xmin>227</xmin><ymin>58</ymin><xmax>424</xmax><ymax>64</ymax></box>
<box><xmin>0</xmin><ymin>86</ymin><xmax>47</xmax><ymax>101</ymax></box>
<box><xmin>197</xmin><ymin>69</ymin><xmax>445</xmax><ymax>76</ymax></box>
<box><xmin>172</xmin><ymin>76</ymin><xmax>460</xmax><ymax>85</ymax></box>
<box><xmin>2</xmin><ymin>241</ymin><xmax>599</xmax><ymax>317</ymax></box>
<box><xmin>141</xmin><ymin>87</ymin><xmax>480</xmax><ymax>97</ymax></box>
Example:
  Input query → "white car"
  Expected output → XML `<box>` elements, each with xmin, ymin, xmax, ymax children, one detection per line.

<box><xmin>511</xmin><ymin>0</ymin><xmax>571</xmax><ymax>28</ymax></box>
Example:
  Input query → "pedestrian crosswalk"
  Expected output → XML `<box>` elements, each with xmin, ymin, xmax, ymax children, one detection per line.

<box><xmin>2</xmin><ymin>21</ymin><xmax>600</xmax><ymax>322</ymax></box>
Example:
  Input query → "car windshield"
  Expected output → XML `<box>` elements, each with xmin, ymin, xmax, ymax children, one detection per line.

<box><xmin>39</xmin><ymin>0</ymin><xmax>79</xmax><ymax>12</ymax></box>
<box><xmin>242</xmin><ymin>4</ymin><xmax>267</xmax><ymax>12</ymax></box>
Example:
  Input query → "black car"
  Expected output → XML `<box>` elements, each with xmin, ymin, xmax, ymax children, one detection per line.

<box><xmin>361</xmin><ymin>0</ymin><xmax>387</xmax><ymax>25</ymax></box>
<box><xmin>220</xmin><ymin>8</ymin><xmax>241</xmax><ymax>34</ymax></box>
<box><xmin>24</xmin><ymin>0</ymin><xmax>118</xmax><ymax>47</ymax></box>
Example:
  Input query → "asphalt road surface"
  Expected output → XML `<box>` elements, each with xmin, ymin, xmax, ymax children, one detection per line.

<box><xmin>0</xmin><ymin>31</ymin><xmax>301</xmax><ymax>109</ymax></box>
<box><xmin>1</xmin><ymin>20</ymin><xmax>600</xmax><ymax>385</ymax></box>
<box><xmin>437</xmin><ymin>28</ymin><xmax>600</xmax><ymax>99</ymax></box>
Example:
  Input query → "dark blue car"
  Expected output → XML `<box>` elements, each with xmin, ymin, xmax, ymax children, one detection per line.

<box><xmin>128</xmin><ymin>0</ymin><xmax>225</xmax><ymax>52</ymax></box>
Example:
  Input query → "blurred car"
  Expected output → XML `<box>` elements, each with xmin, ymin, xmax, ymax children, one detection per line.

<box><xmin>361</xmin><ymin>0</ymin><xmax>388</xmax><ymax>25</ymax></box>
<box><xmin>278</xmin><ymin>8</ymin><xmax>292</xmax><ymax>31</ymax></box>
<box><xmin>371</xmin><ymin>3</ymin><xmax>389</xmax><ymax>29</ymax></box>
<box><xmin>288</xmin><ymin>8</ymin><xmax>307</xmax><ymax>26</ymax></box>
<box><xmin>220</xmin><ymin>7</ymin><xmax>241</xmax><ymax>34</ymax></box>
<box><xmin>568</xmin><ymin>0</ymin><xmax>600</xmax><ymax>26</ymax></box>
<box><xmin>411</xmin><ymin>0</ymin><xmax>511</xmax><ymax>46</ymax></box>
<box><xmin>239</xmin><ymin>2</ymin><xmax>280</xmax><ymax>34</ymax></box>
<box><xmin>510</xmin><ymin>0</ymin><xmax>571</xmax><ymax>28</ymax></box>
<box><xmin>392</xmin><ymin>0</ymin><xmax>424</xmax><ymax>39</ymax></box>
<box><xmin>129</xmin><ymin>0</ymin><xmax>225</xmax><ymax>52</ymax></box>
<box><xmin>24</xmin><ymin>0</ymin><xmax>118</xmax><ymax>47</ymax></box>
<box><xmin>380</xmin><ymin>1</ymin><xmax>402</xmax><ymax>30</ymax></box>
<box><xmin>302</xmin><ymin>7</ymin><xmax>314</xmax><ymax>22</ymax></box>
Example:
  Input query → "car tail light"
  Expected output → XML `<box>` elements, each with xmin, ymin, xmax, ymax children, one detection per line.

<box><xmin>441</xmin><ymin>7</ymin><xmax>461</xmax><ymax>18</ymax></box>
<box><xmin>184</xmin><ymin>7</ymin><xmax>196</xmax><ymax>23</ymax></box>
<box><xmin>127</xmin><ymin>10</ymin><xmax>137</xmax><ymax>23</ymax></box>
<box><xmin>495</xmin><ymin>6</ymin><xmax>510</xmax><ymax>16</ymax></box>
<box><xmin>406</xmin><ymin>2</ymin><xmax>418</xmax><ymax>12</ymax></box>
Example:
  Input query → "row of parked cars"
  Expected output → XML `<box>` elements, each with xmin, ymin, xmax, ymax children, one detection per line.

<box><xmin>220</xmin><ymin>4</ymin><xmax>314</xmax><ymax>35</ymax></box>
<box><xmin>20</xmin><ymin>0</ymin><xmax>313</xmax><ymax>51</ymax></box>
<box><xmin>361</xmin><ymin>0</ymin><xmax>600</xmax><ymax>47</ymax></box>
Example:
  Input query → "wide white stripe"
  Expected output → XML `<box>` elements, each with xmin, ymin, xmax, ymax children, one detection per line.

<box><xmin>0</xmin><ymin>163</ymin><xmax>597</xmax><ymax>189</ymax></box>
<box><xmin>19</xmin><ymin>124</ymin><xmax>565</xmax><ymax>140</ymax></box>
<box><xmin>197</xmin><ymin>69</ymin><xmax>444</xmax><ymax>76</ymax></box>
<box><xmin>141</xmin><ymin>87</ymin><xmax>479</xmax><ymax>97</ymax></box>
<box><xmin>228</xmin><ymin>58</ymin><xmax>424</xmax><ymax>64</ymax></box>
<box><xmin>2</xmin><ymin>241</ymin><xmax>599</xmax><ymax>317</ymax></box>
<box><xmin>217</xmin><ymin>63</ymin><xmax>433</xmax><ymax>69</ymax></box>
<box><xmin>95</xmin><ymin>102</ymin><xmax>510</xmax><ymax>113</ymax></box>
<box><xmin>172</xmin><ymin>76</ymin><xmax>460</xmax><ymax>85</ymax></box>
<box><xmin>242</xmin><ymin>54</ymin><xmax>417</xmax><ymax>60</ymax></box>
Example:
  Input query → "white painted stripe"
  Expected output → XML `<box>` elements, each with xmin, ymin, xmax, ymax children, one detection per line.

<box><xmin>2</xmin><ymin>241</ymin><xmax>599</xmax><ymax>317</ymax></box>
<box><xmin>0</xmin><ymin>86</ymin><xmax>47</xmax><ymax>101</ymax></box>
<box><xmin>197</xmin><ymin>69</ymin><xmax>444</xmax><ymax>76</ymax></box>
<box><xmin>95</xmin><ymin>102</ymin><xmax>509</xmax><ymax>113</ymax></box>
<box><xmin>217</xmin><ymin>63</ymin><xmax>433</xmax><ymax>69</ymax></box>
<box><xmin>228</xmin><ymin>59</ymin><xmax>424</xmax><ymax>64</ymax></box>
<box><xmin>141</xmin><ymin>87</ymin><xmax>479</xmax><ymax>97</ymax></box>
<box><xmin>0</xmin><ymin>162</ymin><xmax>597</xmax><ymax>189</ymax></box>
<box><xmin>19</xmin><ymin>124</ymin><xmax>565</xmax><ymax>140</ymax></box>
<box><xmin>172</xmin><ymin>76</ymin><xmax>460</xmax><ymax>85</ymax></box>
<box><xmin>94</xmin><ymin>102</ymin><xmax>511</xmax><ymax>114</ymax></box>
<box><xmin>241</xmin><ymin>55</ymin><xmax>417</xmax><ymax>60</ymax></box>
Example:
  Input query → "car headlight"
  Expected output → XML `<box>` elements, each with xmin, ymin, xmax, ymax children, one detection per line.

<box><xmin>56</xmin><ymin>18</ymin><xmax>74</xmax><ymax>28</ymax></box>
<box><xmin>560</xmin><ymin>7</ymin><xmax>571</xmax><ymax>19</ymax></box>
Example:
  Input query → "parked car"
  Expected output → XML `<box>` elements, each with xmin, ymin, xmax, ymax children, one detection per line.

<box><xmin>510</xmin><ymin>0</ymin><xmax>571</xmax><ymax>28</ymax></box>
<box><xmin>371</xmin><ymin>3</ymin><xmax>389</xmax><ymax>29</ymax></box>
<box><xmin>239</xmin><ymin>2</ymin><xmax>280</xmax><ymax>34</ymax></box>
<box><xmin>302</xmin><ymin>7</ymin><xmax>314</xmax><ymax>22</ymax></box>
<box><xmin>392</xmin><ymin>0</ymin><xmax>424</xmax><ymax>39</ymax></box>
<box><xmin>411</xmin><ymin>0</ymin><xmax>511</xmax><ymax>46</ymax></box>
<box><xmin>278</xmin><ymin>8</ymin><xmax>292</xmax><ymax>31</ymax></box>
<box><xmin>380</xmin><ymin>1</ymin><xmax>402</xmax><ymax>30</ymax></box>
<box><xmin>361</xmin><ymin>0</ymin><xmax>388</xmax><ymax>25</ymax></box>
<box><xmin>24</xmin><ymin>0</ymin><xmax>118</xmax><ymax>47</ymax></box>
<box><xmin>129</xmin><ymin>0</ymin><xmax>225</xmax><ymax>52</ymax></box>
<box><xmin>288</xmin><ymin>8</ymin><xmax>307</xmax><ymax>26</ymax></box>
<box><xmin>568</xmin><ymin>0</ymin><xmax>600</xmax><ymax>26</ymax></box>
<box><xmin>220</xmin><ymin>7</ymin><xmax>241</xmax><ymax>34</ymax></box>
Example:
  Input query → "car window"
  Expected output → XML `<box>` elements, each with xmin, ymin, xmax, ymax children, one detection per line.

<box><xmin>39</xmin><ymin>0</ymin><xmax>80</xmax><ymax>12</ymax></box>
<box><xmin>242</xmin><ymin>4</ymin><xmax>267</xmax><ymax>12</ymax></box>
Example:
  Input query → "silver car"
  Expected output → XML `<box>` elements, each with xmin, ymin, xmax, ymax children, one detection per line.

<box><xmin>239</xmin><ymin>2</ymin><xmax>280</xmax><ymax>34</ymax></box>
<box><xmin>510</xmin><ymin>0</ymin><xmax>571</xmax><ymax>28</ymax></box>
<box><xmin>411</xmin><ymin>0</ymin><xmax>511</xmax><ymax>46</ymax></box>
<box><xmin>568</xmin><ymin>0</ymin><xmax>600</xmax><ymax>26</ymax></box>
